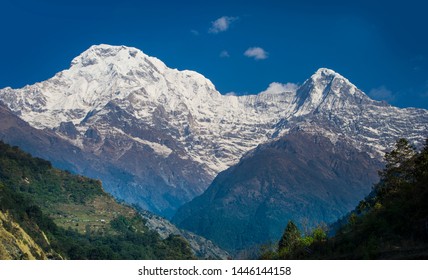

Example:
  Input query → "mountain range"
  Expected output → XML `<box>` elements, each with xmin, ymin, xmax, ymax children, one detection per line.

<box><xmin>0</xmin><ymin>44</ymin><xmax>427</xmax><ymax>254</ymax></box>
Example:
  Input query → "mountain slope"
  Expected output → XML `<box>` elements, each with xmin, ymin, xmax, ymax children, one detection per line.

<box><xmin>0</xmin><ymin>44</ymin><xmax>427</xmax><ymax>218</ymax></box>
<box><xmin>0</xmin><ymin>115</ymin><xmax>228</xmax><ymax>259</ymax></box>
<box><xmin>263</xmin><ymin>139</ymin><xmax>428</xmax><ymax>259</ymax></box>
<box><xmin>0</xmin><ymin>101</ymin><xmax>93</xmax><ymax>173</ymax></box>
<box><xmin>0</xmin><ymin>140</ymin><xmax>194</xmax><ymax>259</ymax></box>
<box><xmin>0</xmin><ymin>209</ymin><xmax>53</xmax><ymax>260</ymax></box>
<box><xmin>173</xmin><ymin>130</ymin><xmax>383</xmax><ymax>253</ymax></box>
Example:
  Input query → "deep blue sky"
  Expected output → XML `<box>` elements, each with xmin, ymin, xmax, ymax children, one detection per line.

<box><xmin>1</xmin><ymin>0</ymin><xmax>428</xmax><ymax>109</ymax></box>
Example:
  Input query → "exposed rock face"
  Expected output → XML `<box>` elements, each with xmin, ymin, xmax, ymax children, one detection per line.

<box><xmin>140</xmin><ymin>210</ymin><xmax>230</xmax><ymax>259</ymax></box>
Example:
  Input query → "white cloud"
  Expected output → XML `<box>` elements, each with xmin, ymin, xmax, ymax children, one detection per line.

<box><xmin>209</xmin><ymin>16</ymin><xmax>238</xmax><ymax>33</ymax></box>
<box><xmin>190</xmin><ymin>29</ymin><xmax>199</xmax><ymax>36</ymax></box>
<box><xmin>220</xmin><ymin>50</ymin><xmax>230</xmax><ymax>58</ymax></box>
<box><xmin>225</xmin><ymin>91</ymin><xmax>238</xmax><ymax>96</ymax></box>
<box><xmin>260</xmin><ymin>82</ymin><xmax>299</xmax><ymax>95</ymax></box>
<box><xmin>244</xmin><ymin>47</ymin><xmax>268</xmax><ymax>60</ymax></box>
<box><xmin>369</xmin><ymin>86</ymin><xmax>395</xmax><ymax>102</ymax></box>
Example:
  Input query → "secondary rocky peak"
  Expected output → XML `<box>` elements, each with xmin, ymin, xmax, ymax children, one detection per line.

<box><xmin>292</xmin><ymin>68</ymin><xmax>364</xmax><ymax>116</ymax></box>
<box><xmin>308</xmin><ymin>68</ymin><xmax>355</xmax><ymax>92</ymax></box>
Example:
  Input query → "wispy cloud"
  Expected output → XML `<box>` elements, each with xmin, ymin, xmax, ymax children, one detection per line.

<box><xmin>260</xmin><ymin>82</ymin><xmax>298</xmax><ymax>95</ymax></box>
<box><xmin>369</xmin><ymin>86</ymin><xmax>395</xmax><ymax>102</ymax></box>
<box><xmin>190</xmin><ymin>29</ymin><xmax>199</xmax><ymax>36</ymax></box>
<box><xmin>220</xmin><ymin>50</ymin><xmax>230</xmax><ymax>58</ymax></box>
<box><xmin>244</xmin><ymin>47</ymin><xmax>268</xmax><ymax>60</ymax></box>
<box><xmin>209</xmin><ymin>16</ymin><xmax>238</xmax><ymax>34</ymax></box>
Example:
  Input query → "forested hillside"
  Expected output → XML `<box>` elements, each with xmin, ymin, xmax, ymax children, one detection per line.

<box><xmin>262</xmin><ymin>138</ymin><xmax>428</xmax><ymax>259</ymax></box>
<box><xmin>0</xmin><ymin>141</ymin><xmax>194</xmax><ymax>259</ymax></box>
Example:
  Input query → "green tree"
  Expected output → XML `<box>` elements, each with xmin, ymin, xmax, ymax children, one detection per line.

<box><xmin>311</xmin><ymin>225</ymin><xmax>327</xmax><ymax>242</ymax></box>
<box><xmin>414</xmin><ymin>139</ymin><xmax>428</xmax><ymax>179</ymax></box>
<box><xmin>278</xmin><ymin>221</ymin><xmax>301</xmax><ymax>253</ymax></box>
<box><xmin>384</xmin><ymin>138</ymin><xmax>416</xmax><ymax>169</ymax></box>
<box><xmin>375</xmin><ymin>138</ymin><xmax>416</xmax><ymax>197</ymax></box>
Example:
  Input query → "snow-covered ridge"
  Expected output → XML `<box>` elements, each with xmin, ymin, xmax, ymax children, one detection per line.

<box><xmin>0</xmin><ymin>44</ymin><xmax>427</xmax><ymax>178</ymax></box>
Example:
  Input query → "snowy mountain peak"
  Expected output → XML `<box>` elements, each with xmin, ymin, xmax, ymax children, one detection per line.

<box><xmin>68</xmin><ymin>44</ymin><xmax>218</xmax><ymax>94</ymax></box>
<box><xmin>0</xmin><ymin>44</ymin><xmax>224</xmax><ymax>130</ymax></box>
<box><xmin>313</xmin><ymin>67</ymin><xmax>340</xmax><ymax>77</ymax></box>
<box><xmin>70</xmin><ymin>44</ymin><xmax>167</xmax><ymax>74</ymax></box>
<box><xmin>292</xmin><ymin>68</ymin><xmax>363</xmax><ymax>116</ymax></box>
<box><xmin>75</xmin><ymin>44</ymin><xmax>142</xmax><ymax>60</ymax></box>
<box><xmin>309</xmin><ymin>68</ymin><xmax>354</xmax><ymax>91</ymax></box>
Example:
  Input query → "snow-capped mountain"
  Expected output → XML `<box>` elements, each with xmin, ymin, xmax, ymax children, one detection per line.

<box><xmin>284</xmin><ymin>68</ymin><xmax>428</xmax><ymax>158</ymax></box>
<box><xmin>0</xmin><ymin>44</ymin><xmax>427</xmax><ymax>217</ymax></box>
<box><xmin>0</xmin><ymin>44</ymin><xmax>291</xmax><ymax>176</ymax></box>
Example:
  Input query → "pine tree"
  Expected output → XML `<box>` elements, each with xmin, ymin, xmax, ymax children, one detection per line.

<box><xmin>375</xmin><ymin>138</ymin><xmax>416</xmax><ymax>197</ymax></box>
<box><xmin>278</xmin><ymin>221</ymin><xmax>301</xmax><ymax>253</ymax></box>
<box><xmin>414</xmin><ymin>138</ymin><xmax>428</xmax><ymax>180</ymax></box>
<box><xmin>383</xmin><ymin>138</ymin><xmax>416</xmax><ymax>170</ymax></box>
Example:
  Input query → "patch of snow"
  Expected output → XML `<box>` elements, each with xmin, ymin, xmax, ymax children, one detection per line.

<box><xmin>112</xmin><ymin>128</ymin><xmax>172</xmax><ymax>158</ymax></box>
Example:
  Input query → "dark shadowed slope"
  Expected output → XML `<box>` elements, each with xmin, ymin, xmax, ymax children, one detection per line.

<box><xmin>173</xmin><ymin>130</ymin><xmax>383</xmax><ymax>253</ymax></box>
